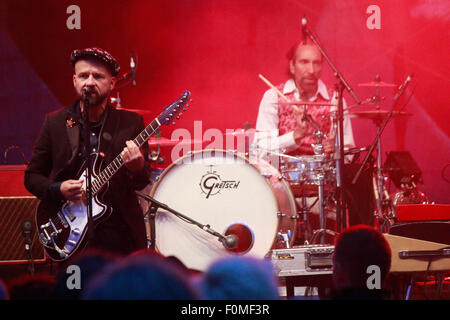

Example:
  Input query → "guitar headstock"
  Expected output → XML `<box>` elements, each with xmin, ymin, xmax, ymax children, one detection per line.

<box><xmin>158</xmin><ymin>90</ymin><xmax>191</xmax><ymax>125</ymax></box>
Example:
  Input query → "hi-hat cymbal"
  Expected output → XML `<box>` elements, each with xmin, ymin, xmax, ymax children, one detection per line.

<box><xmin>358</xmin><ymin>81</ymin><xmax>396</xmax><ymax>88</ymax></box>
<box><xmin>346</xmin><ymin>110</ymin><xmax>412</xmax><ymax>121</ymax></box>
<box><xmin>148</xmin><ymin>137</ymin><xmax>204</xmax><ymax>146</ymax></box>
<box><xmin>275</xmin><ymin>101</ymin><xmax>335</xmax><ymax>106</ymax></box>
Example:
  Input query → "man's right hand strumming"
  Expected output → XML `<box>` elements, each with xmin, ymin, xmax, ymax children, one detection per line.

<box><xmin>60</xmin><ymin>179</ymin><xmax>84</xmax><ymax>201</ymax></box>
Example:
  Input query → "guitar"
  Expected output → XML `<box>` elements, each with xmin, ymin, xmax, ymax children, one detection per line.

<box><xmin>36</xmin><ymin>91</ymin><xmax>191</xmax><ymax>261</ymax></box>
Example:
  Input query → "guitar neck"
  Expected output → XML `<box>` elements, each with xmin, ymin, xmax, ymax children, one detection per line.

<box><xmin>91</xmin><ymin>118</ymin><xmax>161</xmax><ymax>194</ymax></box>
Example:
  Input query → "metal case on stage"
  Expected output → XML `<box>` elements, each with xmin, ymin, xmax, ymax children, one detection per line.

<box><xmin>268</xmin><ymin>244</ymin><xmax>334</xmax><ymax>277</ymax></box>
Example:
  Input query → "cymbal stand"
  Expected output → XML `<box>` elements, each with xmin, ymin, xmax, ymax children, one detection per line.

<box><xmin>352</xmin><ymin>74</ymin><xmax>414</xmax><ymax>230</ymax></box>
<box><xmin>371</xmin><ymin>84</ymin><xmax>386</xmax><ymax>224</ymax></box>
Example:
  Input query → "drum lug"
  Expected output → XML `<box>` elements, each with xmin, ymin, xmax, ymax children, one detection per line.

<box><xmin>277</xmin><ymin>211</ymin><xmax>285</xmax><ymax>218</ymax></box>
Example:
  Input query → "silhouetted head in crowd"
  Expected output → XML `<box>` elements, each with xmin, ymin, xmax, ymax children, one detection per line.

<box><xmin>332</xmin><ymin>225</ymin><xmax>391</xmax><ymax>295</ymax></box>
<box><xmin>195</xmin><ymin>256</ymin><xmax>280</xmax><ymax>300</ymax></box>
<box><xmin>130</xmin><ymin>249</ymin><xmax>201</xmax><ymax>277</ymax></box>
<box><xmin>7</xmin><ymin>273</ymin><xmax>56</xmax><ymax>300</ymax></box>
<box><xmin>0</xmin><ymin>279</ymin><xmax>9</xmax><ymax>300</ymax></box>
<box><xmin>82</xmin><ymin>252</ymin><xmax>200</xmax><ymax>300</ymax></box>
<box><xmin>53</xmin><ymin>249</ymin><xmax>117</xmax><ymax>299</ymax></box>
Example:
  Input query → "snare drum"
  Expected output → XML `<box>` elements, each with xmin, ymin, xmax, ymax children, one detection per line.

<box><xmin>280</xmin><ymin>155</ymin><xmax>336</xmax><ymax>197</ymax></box>
<box><xmin>148</xmin><ymin>149</ymin><xmax>297</xmax><ymax>271</ymax></box>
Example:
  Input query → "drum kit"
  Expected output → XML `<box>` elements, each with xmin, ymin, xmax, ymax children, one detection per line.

<box><xmin>128</xmin><ymin>76</ymin><xmax>418</xmax><ymax>272</ymax></box>
<box><xmin>113</xmin><ymin>19</ymin><xmax>419</xmax><ymax>272</ymax></box>
<box><xmin>113</xmin><ymin>89</ymin><xmax>418</xmax><ymax>272</ymax></box>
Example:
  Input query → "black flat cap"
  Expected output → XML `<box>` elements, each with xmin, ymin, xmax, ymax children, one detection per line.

<box><xmin>70</xmin><ymin>47</ymin><xmax>120</xmax><ymax>76</ymax></box>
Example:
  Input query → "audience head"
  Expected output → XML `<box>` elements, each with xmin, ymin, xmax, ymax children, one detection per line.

<box><xmin>7</xmin><ymin>273</ymin><xmax>56</xmax><ymax>300</ymax></box>
<box><xmin>0</xmin><ymin>279</ymin><xmax>9</xmax><ymax>300</ymax></box>
<box><xmin>195</xmin><ymin>256</ymin><xmax>280</xmax><ymax>300</ymax></box>
<box><xmin>333</xmin><ymin>225</ymin><xmax>391</xmax><ymax>290</ymax></box>
<box><xmin>53</xmin><ymin>249</ymin><xmax>117</xmax><ymax>299</ymax></box>
<box><xmin>83</xmin><ymin>252</ymin><xmax>200</xmax><ymax>300</ymax></box>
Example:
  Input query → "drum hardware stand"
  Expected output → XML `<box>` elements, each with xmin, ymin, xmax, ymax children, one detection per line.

<box><xmin>135</xmin><ymin>191</ymin><xmax>239</xmax><ymax>250</ymax></box>
<box><xmin>372</xmin><ymin>171</ymin><xmax>396</xmax><ymax>233</ymax></box>
<box><xmin>302</xmin><ymin>17</ymin><xmax>362</xmax><ymax>233</ymax></box>
<box><xmin>300</xmin><ymin>196</ymin><xmax>311</xmax><ymax>244</ymax></box>
<box><xmin>142</xmin><ymin>203</ymin><xmax>158</xmax><ymax>250</ymax></box>
<box><xmin>276</xmin><ymin>230</ymin><xmax>292</xmax><ymax>248</ymax></box>
<box><xmin>301</xmin><ymin>104</ymin><xmax>337</xmax><ymax>244</ymax></box>
<box><xmin>352</xmin><ymin>74</ymin><xmax>414</xmax><ymax>231</ymax></box>
<box><xmin>309</xmin><ymin>170</ymin><xmax>338</xmax><ymax>244</ymax></box>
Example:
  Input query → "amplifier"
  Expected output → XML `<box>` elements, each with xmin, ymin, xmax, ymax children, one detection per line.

<box><xmin>0</xmin><ymin>165</ymin><xmax>33</xmax><ymax>197</ymax></box>
<box><xmin>0</xmin><ymin>196</ymin><xmax>46</xmax><ymax>264</ymax></box>
<box><xmin>268</xmin><ymin>245</ymin><xmax>334</xmax><ymax>277</ymax></box>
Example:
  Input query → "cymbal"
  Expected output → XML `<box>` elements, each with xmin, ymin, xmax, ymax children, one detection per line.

<box><xmin>358</xmin><ymin>81</ymin><xmax>396</xmax><ymax>88</ymax></box>
<box><xmin>148</xmin><ymin>137</ymin><xmax>204</xmax><ymax>146</ymax></box>
<box><xmin>346</xmin><ymin>110</ymin><xmax>412</xmax><ymax>120</ymax></box>
<box><xmin>275</xmin><ymin>101</ymin><xmax>335</xmax><ymax>106</ymax></box>
<box><xmin>225</xmin><ymin>129</ymin><xmax>265</xmax><ymax>136</ymax></box>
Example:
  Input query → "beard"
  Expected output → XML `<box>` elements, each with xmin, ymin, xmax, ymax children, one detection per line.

<box><xmin>79</xmin><ymin>88</ymin><xmax>109</xmax><ymax>107</ymax></box>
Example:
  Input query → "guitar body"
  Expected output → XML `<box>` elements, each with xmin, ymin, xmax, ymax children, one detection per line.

<box><xmin>36</xmin><ymin>153</ymin><xmax>111</xmax><ymax>261</ymax></box>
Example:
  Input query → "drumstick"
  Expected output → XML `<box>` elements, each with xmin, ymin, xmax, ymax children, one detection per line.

<box><xmin>258</xmin><ymin>74</ymin><xmax>300</xmax><ymax>112</ymax></box>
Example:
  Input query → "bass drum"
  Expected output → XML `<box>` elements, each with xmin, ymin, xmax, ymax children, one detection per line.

<box><xmin>148</xmin><ymin>149</ymin><xmax>297</xmax><ymax>272</ymax></box>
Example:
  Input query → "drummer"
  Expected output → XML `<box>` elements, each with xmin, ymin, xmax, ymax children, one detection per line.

<box><xmin>254</xmin><ymin>42</ymin><xmax>355</xmax><ymax>156</ymax></box>
<box><xmin>254</xmin><ymin>42</ymin><xmax>368</xmax><ymax>239</ymax></box>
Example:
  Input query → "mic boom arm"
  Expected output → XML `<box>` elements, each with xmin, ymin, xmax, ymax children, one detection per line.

<box><xmin>135</xmin><ymin>191</ymin><xmax>238</xmax><ymax>250</ymax></box>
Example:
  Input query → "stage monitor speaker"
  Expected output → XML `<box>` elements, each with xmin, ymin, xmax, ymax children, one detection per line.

<box><xmin>388</xmin><ymin>221</ymin><xmax>450</xmax><ymax>246</ymax></box>
<box><xmin>384</xmin><ymin>151</ymin><xmax>422</xmax><ymax>189</ymax></box>
<box><xmin>0</xmin><ymin>196</ymin><xmax>46</xmax><ymax>264</ymax></box>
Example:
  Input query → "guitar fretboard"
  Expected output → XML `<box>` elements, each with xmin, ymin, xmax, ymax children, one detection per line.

<box><xmin>91</xmin><ymin>118</ymin><xmax>160</xmax><ymax>195</ymax></box>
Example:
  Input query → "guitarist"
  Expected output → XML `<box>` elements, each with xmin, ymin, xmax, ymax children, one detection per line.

<box><xmin>25</xmin><ymin>47</ymin><xmax>151</xmax><ymax>258</ymax></box>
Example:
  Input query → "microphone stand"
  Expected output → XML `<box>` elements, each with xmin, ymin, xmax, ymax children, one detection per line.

<box><xmin>81</xmin><ymin>96</ymin><xmax>94</xmax><ymax>243</ymax></box>
<box><xmin>135</xmin><ymin>191</ymin><xmax>236</xmax><ymax>250</ymax></box>
<box><xmin>22</xmin><ymin>219</ymin><xmax>35</xmax><ymax>275</ymax></box>
<box><xmin>302</xmin><ymin>18</ymin><xmax>361</xmax><ymax>232</ymax></box>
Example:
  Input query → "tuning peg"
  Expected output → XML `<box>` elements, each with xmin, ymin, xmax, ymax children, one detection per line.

<box><xmin>183</xmin><ymin>108</ymin><xmax>187</xmax><ymax>111</ymax></box>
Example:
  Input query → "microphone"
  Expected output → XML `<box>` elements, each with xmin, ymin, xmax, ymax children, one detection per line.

<box><xmin>22</xmin><ymin>219</ymin><xmax>33</xmax><ymax>251</ymax></box>
<box><xmin>394</xmin><ymin>73</ymin><xmax>414</xmax><ymax>100</ymax></box>
<box><xmin>130</xmin><ymin>52</ymin><xmax>136</xmax><ymax>86</ymax></box>
<box><xmin>221</xmin><ymin>234</ymin><xmax>239</xmax><ymax>250</ymax></box>
<box><xmin>301</xmin><ymin>16</ymin><xmax>308</xmax><ymax>45</ymax></box>
<box><xmin>82</xmin><ymin>86</ymin><xmax>93</xmax><ymax>107</ymax></box>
